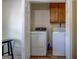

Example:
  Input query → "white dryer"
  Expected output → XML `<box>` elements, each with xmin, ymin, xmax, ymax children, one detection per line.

<box><xmin>52</xmin><ymin>31</ymin><xmax>65</xmax><ymax>56</ymax></box>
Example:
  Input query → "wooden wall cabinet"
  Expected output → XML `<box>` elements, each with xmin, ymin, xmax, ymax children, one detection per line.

<box><xmin>50</xmin><ymin>3</ymin><xmax>65</xmax><ymax>23</ymax></box>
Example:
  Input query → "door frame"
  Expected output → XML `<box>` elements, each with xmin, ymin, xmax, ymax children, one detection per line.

<box><xmin>26</xmin><ymin>0</ymin><xmax>73</xmax><ymax>59</ymax></box>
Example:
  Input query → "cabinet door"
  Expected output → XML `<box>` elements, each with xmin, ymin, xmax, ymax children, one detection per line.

<box><xmin>50</xmin><ymin>3</ymin><xmax>59</xmax><ymax>23</ymax></box>
<box><xmin>58</xmin><ymin>3</ymin><xmax>65</xmax><ymax>23</ymax></box>
<box><xmin>50</xmin><ymin>3</ymin><xmax>65</xmax><ymax>23</ymax></box>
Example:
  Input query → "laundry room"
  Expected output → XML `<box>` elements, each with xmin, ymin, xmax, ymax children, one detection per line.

<box><xmin>2</xmin><ymin>0</ymin><xmax>77</xmax><ymax>59</ymax></box>
<box><xmin>30</xmin><ymin>3</ymin><xmax>66</xmax><ymax>59</ymax></box>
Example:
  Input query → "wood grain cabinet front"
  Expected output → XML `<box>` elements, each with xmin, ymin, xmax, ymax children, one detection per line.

<box><xmin>50</xmin><ymin>3</ymin><xmax>65</xmax><ymax>23</ymax></box>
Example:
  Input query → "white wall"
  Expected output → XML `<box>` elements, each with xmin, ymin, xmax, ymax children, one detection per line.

<box><xmin>31</xmin><ymin>3</ymin><xmax>50</xmax><ymax>31</ymax></box>
<box><xmin>2</xmin><ymin>0</ymin><xmax>24</xmax><ymax>41</ymax></box>
<box><xmin>2</xmin><ymin>0</ymin><xmax>28</xmax><ymax>59</ymax></box>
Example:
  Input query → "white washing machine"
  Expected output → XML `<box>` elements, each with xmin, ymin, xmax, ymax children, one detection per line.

<box><xmin>31</xmin><ymin>31</ymin><xmax>47</xmax><ymax>56</ymax></box>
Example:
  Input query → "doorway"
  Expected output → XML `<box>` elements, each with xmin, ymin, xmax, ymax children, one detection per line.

<box><xmin>29</xmin><ymin>2</ymin><xmax>66</xmax><ymax>59</ymax></box>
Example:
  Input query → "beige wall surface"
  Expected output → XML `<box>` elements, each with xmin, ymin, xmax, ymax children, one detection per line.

<box><xmin>72</xmin><ymin>0</ymin><xmax>77</xmax><ymax>59</ymax></box>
